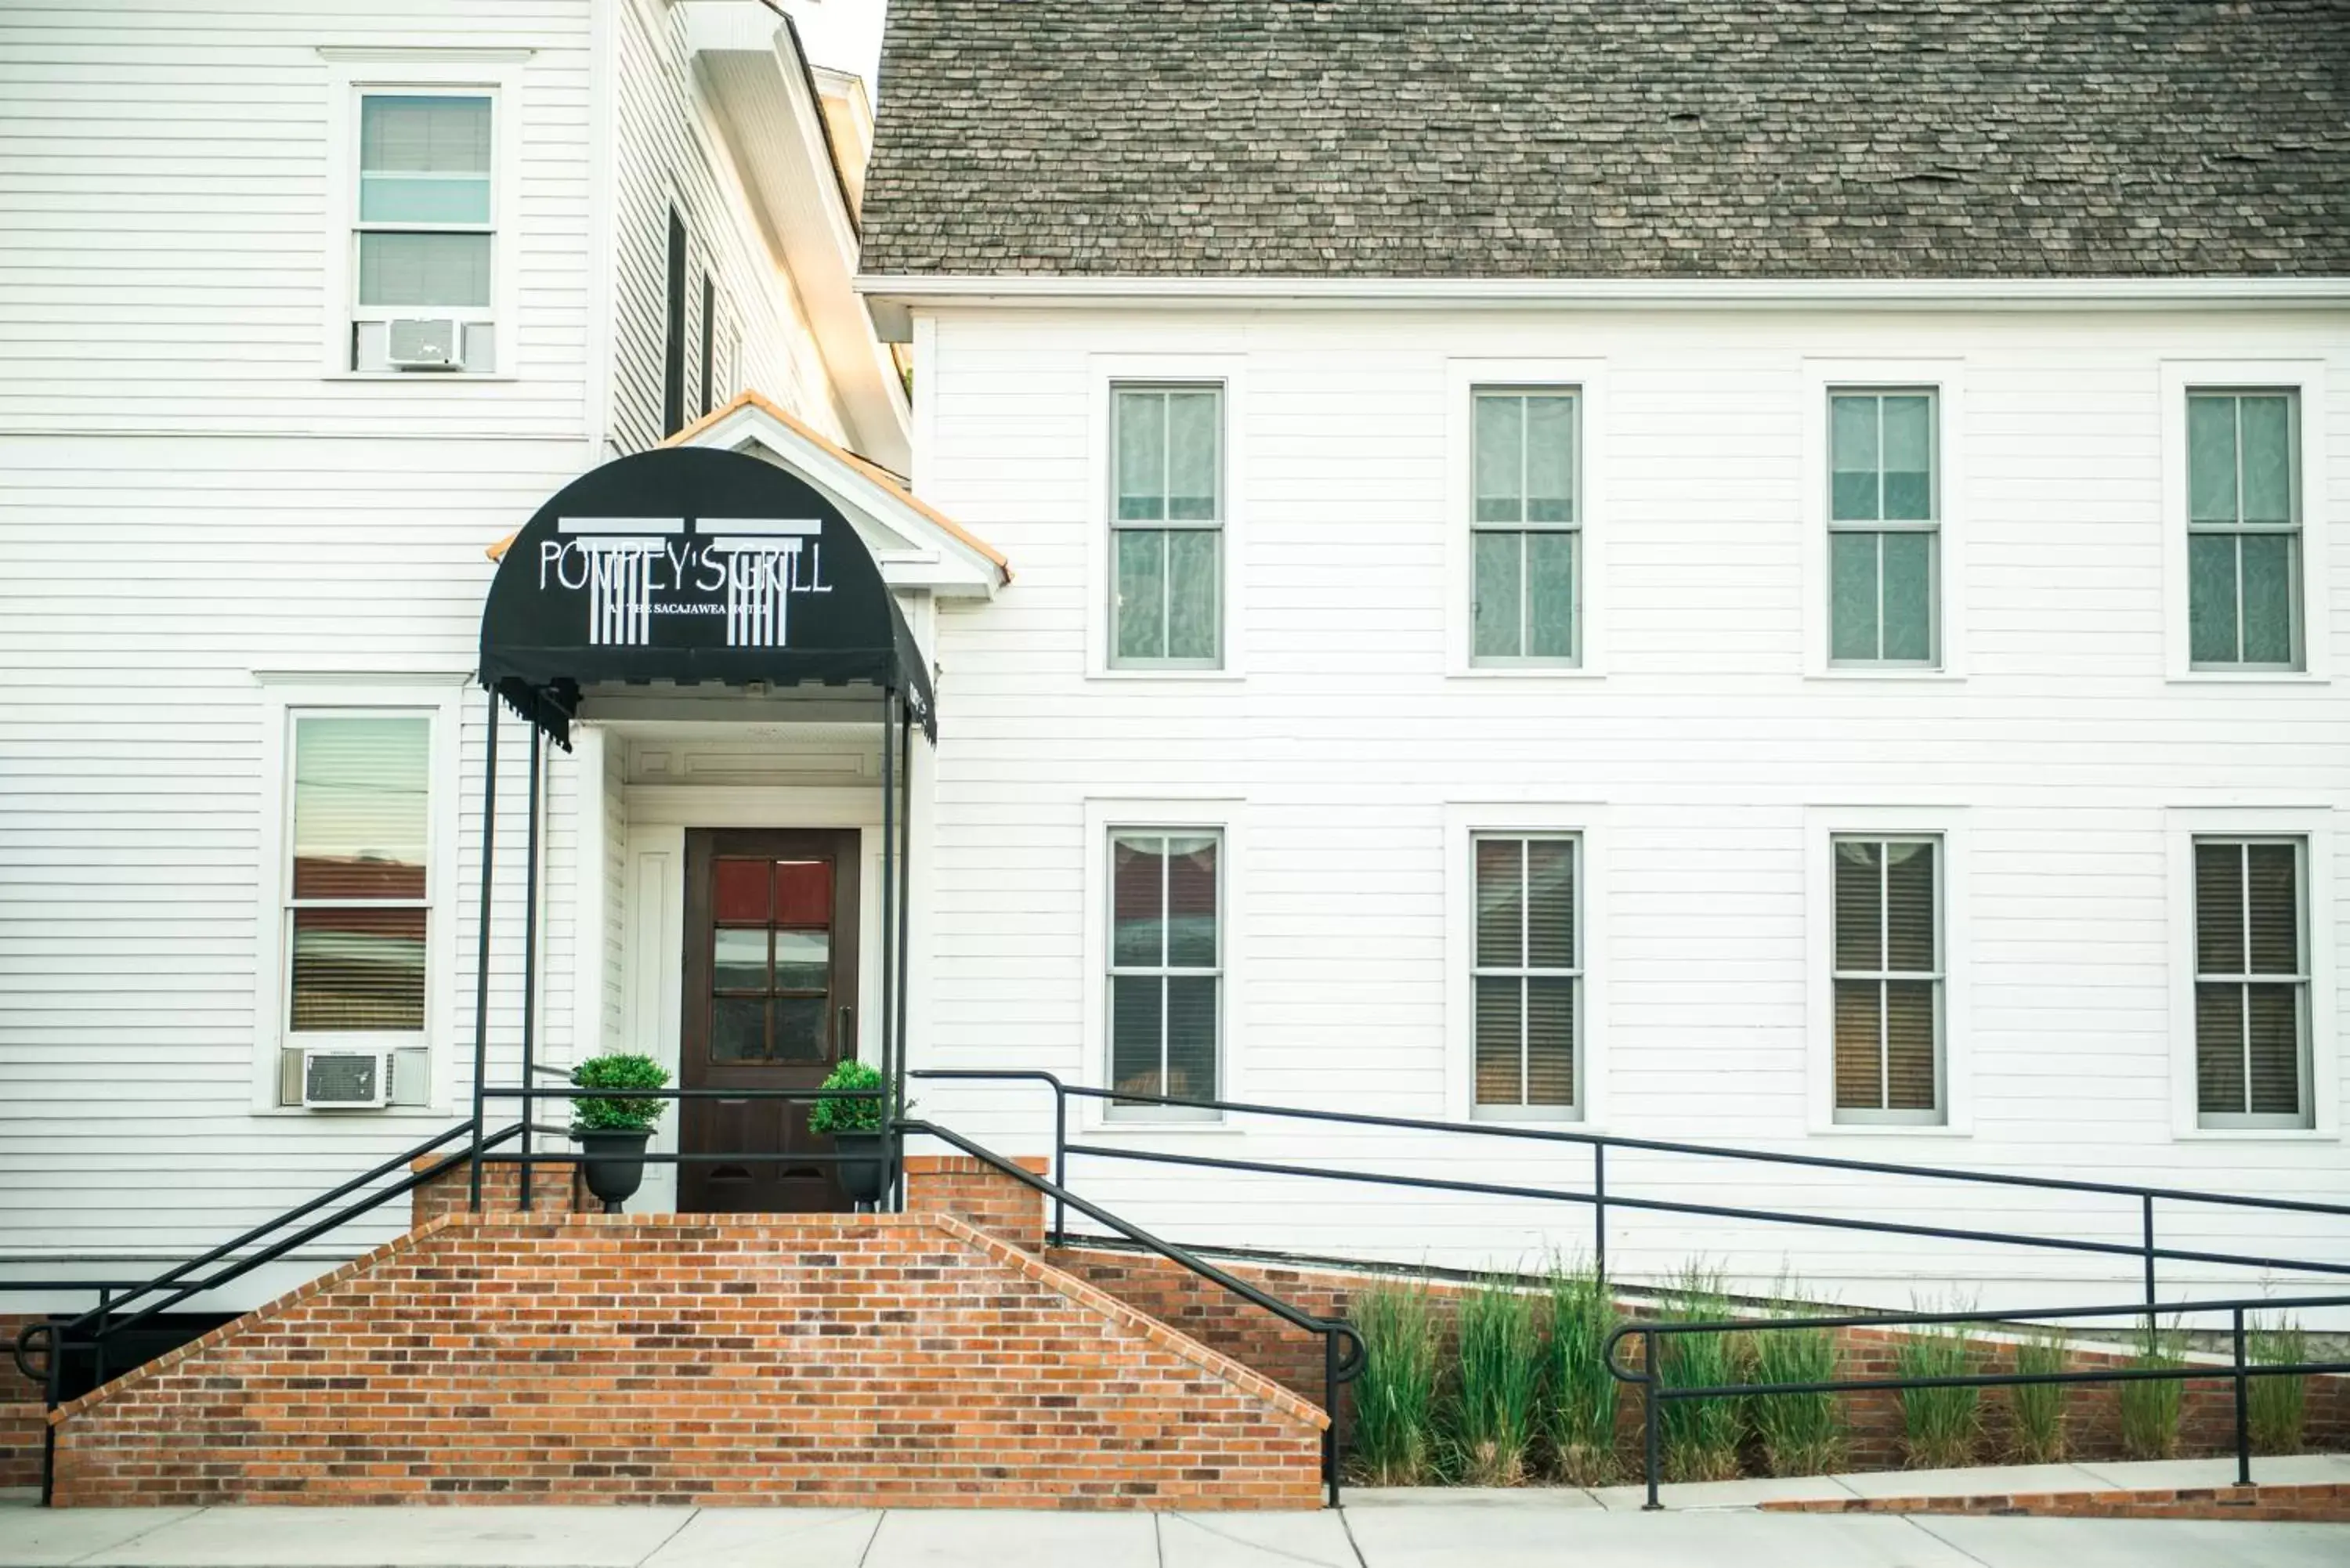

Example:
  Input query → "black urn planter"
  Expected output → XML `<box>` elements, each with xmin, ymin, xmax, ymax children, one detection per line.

<box><xmin>577</xmin><ymin>1129</ymin><xmax>652</xmax><ymax>1212</ymax></box>
<box><xmin>833</xmin><ymin>1130</ymin><xmax>895</xmax><ymax>1206</ymax></box>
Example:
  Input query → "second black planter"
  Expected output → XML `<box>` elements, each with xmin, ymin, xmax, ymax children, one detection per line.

<box><xmin>833</xmin><ymin>1130</ymin><xmax>893</xmax><ymax>1205</ymax></box>
<box><xmin>577</xmin><ymin>1128</ymin><xmax>652</xmax><ymax>1212</ymax></box>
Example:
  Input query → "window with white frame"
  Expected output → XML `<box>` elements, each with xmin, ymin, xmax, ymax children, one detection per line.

<box><xmin>2193</xmin><ymin>838</ymin><xmax>2310</xmax><ymax>1129</ymax></box>
<box><xmin>1472</xmin><ymin>389</ymin><xmax>1579</xmax><ymax>663</ymax></box>
<box><xmin>1472</xmin><ymin>835</ymin><xmax>1579</xmax><ymax>1116</ymax></box>
<box><xmin>2187</xmin><ymin>391</ymin><xmax>2302</xmax><ymax>670</ymax></box>
<box><xmin>1107</xmin><ymin>830</ymin><xmax>1220</xmax><ymax>1118</ymax></box>
<box><xmin>284</xmin><ymin>714</ymin><xmax>433</xmax><ymax>1042</ymax></box>
<box><xmin>1111</xmin><ymin>385</ymin><xmax>1223</xmax><ymax>667</ymax></box>
<box><xmin>349</xmin><ymin>90</ymin><xmax>497</xmax><ymax>373</ymax></box>
<box><xmin>1828</xmin><ymin>389</ymin><xmax>1939</xmax><ymax>666</ymax></box>
<box><xmin>1831</xmin><ymin>836</ymin><xmax>1942</xmax><ymax>1122</ymax></box>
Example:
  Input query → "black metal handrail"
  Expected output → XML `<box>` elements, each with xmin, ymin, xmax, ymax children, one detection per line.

<box><xmin>907</xmin><ymin>1071</ymin><xmax>2350</xmax><ymax>1300</ymax></box>
<box><xmin>12</xmin><ymin>1116</ymin><xmax>521</xmax><ymax>1505</ymax></box>
<box><xmin>1604</xmin><ymin>1292</ymin><xmax>2350</xmax><ymax>1509</ymax></box>
<box><xmin>900</xmin><ymin>1117</ymin><xmax>1364</xmax><ymax>1508</ymax></box>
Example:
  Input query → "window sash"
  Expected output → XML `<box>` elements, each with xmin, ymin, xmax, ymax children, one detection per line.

<box><xmin>1471</xmin><ymin>835</ymin><xmax>1580</xmax><ymax>1116</ymax></box>
<box><xmin>1107</xmin><ymin>830</ymin><xmax>1221</xmax><ymax>1120</ymax></box>
<box><xmin>284</xmin><ymin>711</ymin><xmax>433</xmax><ymax>1040</ymax></box>
<box><xmin>1110</xmin><ymin>385</ymin><xmax>1224</xmax><ymax>669</ymax></box>
<box><xmin>2193</xmin><ymin>836</ymin><xmax>2311</xmax><ymax>1128</ymax></box>
<box><xmin>1112</xmin><ymin>385</ymin><xmax>1223</xmax><ymax>528</ymax></box>
<box><xmin>350</xmin><ymin>89</ymin><xmax>497</xmax><ymax>365</ymax></box>
<box><xmin>2186</xmin><ymin>391</ymin><xmax>2304</xmax><ymax>670</ymax></box>
<box><xmin>1827</xmin><ymin>389</ymin><xmax>1940</xmax><ymax>667</ymax></box>
<box><xmin>1471</xmin><ymin>388</ymin><xmax>1579</xmax><ymax>530</ymax></box>
<box><xmin>1831</xmin><ymin>836</ymin><xmax>1943</xmax><ymax>1123</ymax></box>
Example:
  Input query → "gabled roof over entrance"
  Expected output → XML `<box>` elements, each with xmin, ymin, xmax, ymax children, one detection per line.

<box><xmin>490</xmin><ymin>390</ymin><xmax>1008</xmax><ymax>599</ymax></box>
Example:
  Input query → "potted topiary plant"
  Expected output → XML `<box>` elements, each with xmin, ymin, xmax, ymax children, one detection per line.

<box><xmin>807</xmin><ymin>1058</ymin><xmax>895</xmax><ymax>1205</ymax></box>
<box><xmin>569</xmin><ymin>1053</ymin><xmax>670</xmax><ymax>1212</ymax></box>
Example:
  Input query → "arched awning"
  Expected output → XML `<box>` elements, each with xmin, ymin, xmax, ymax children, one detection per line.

<box><xmin>478</xmin><ymin>444</ymin><xmax>935</xmax><ymax>746</ymax></box>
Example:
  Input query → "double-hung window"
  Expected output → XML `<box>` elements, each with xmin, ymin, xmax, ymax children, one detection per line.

<box><xmin>2187</xmin><ymin>391</ymin><xmax>2302</xmax><ymax>669</ymax></box>
<box><xmin>1107</xmin><ymin>830</ymin><xmax>1220</xmax><ymax>1119</ymax></box>
<box><xmin>1831</xmin><ymin>836</ymin><xmax>1942</xmax><ymax>1123</ymax></box>
<box><xmin>351</xmin><ymin>91</ymin><xmax>497</xmax><ymax>373</ymax></box>
<box><xmin>1828</xmin><ymin>390</ymin><xmax>1938</xmax><ymax>666</ymax></box>
<box><xmin>1111</xmin><ymin>385</ymin><xmax>1223</xmax><ymax>667</ymax></box>
<box><xmin>1471</xmin><ymin>389</ymin><xmax>1580</xmax><ymax>663</ymax></box>
<box><xmin>284</xmin><ymin>714</ymin><xmax>433</xmax><ymax>1044</ymax></box>
<box><xmin>2193</xmin><ymin>839</ymin><xmax>2310</xmax><ymax>1129</ymax></box>
<box><xmin>1472</xmin><ymin>835</ymin><xmax>1579</xmax><ymax>1118</ymax></box>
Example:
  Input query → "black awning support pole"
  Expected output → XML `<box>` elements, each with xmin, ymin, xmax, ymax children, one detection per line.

<box><xmin>877</xmin><ymin>683</ymin><xmax>896</xmax><ymax>1212</ymax></box>
<box><xmin>518</xmin><ymin>714</ymin><xmax>542</xmax><ymax>1212</ymax></box>
<box><xmin>469</xmin><ymin>689</ymin><xmax>501</xmax><ymax>1212</ymax></box>
<box><xmin>894</xmin><ymin>697</ymin><xmax>913</xmax><ymax>1212</ymax></box>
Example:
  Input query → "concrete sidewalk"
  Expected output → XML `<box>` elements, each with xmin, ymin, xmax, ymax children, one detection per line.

<box><xmin>4</xmin><ymin>1458</ymin><xmax>2346</xmax><ymax>1568</ymax></box>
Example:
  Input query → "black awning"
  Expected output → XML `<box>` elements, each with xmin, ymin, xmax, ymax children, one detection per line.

<box><xmin>478</xmin><ymin>445</ymin><xmax>936</xmax><ymax>746</ymax></box>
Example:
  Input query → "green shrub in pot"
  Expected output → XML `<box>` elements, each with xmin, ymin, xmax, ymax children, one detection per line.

<box><xmin>807</xmin><ymin>1058</ymin><xmax>889</xmax><ymax>1135</ymax></box>
<box><xmin>568</xmin><ymin>1053</ymin><xmax>671</xmax><ymax>1134</ymax></box>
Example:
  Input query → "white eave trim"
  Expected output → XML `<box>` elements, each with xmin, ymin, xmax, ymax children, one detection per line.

<box><xmin>856</xmin><ymin>273</ymin><xmax>2350</xmax><ymax>335</ymax></box>
<box><xmin>679</xmin><ymin>400</ymin><xmax>1002</xmax><ymax>600</ymax></box>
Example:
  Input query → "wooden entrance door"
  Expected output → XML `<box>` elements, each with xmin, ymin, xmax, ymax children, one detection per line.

<box><xmin>680</xmin><ymin>829</ymin><xmax>860</xmax><ymax>1212</ymax></box>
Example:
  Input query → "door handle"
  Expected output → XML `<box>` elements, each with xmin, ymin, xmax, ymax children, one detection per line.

<box><xmin>839</xmin><ymin>1005</ymin><xmax>855</xmax><ymax>1053</ymax></box>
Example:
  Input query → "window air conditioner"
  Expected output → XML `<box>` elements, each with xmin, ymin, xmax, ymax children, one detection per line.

<box><xmin>302</xmin><ymin>1047</ymin><xmax>390</xmax><ymax>1109</ymax></box>
<box><xmin>386</xmin><ymin>317</ymin><xmax>465</xmax><ymax>371</ymax></box>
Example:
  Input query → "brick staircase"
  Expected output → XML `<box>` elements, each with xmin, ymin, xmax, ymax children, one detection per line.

<box><xmin>42</xmin><ymin>1158</ymin><xmax>1327</xmax><ymax>1509</ymax></box>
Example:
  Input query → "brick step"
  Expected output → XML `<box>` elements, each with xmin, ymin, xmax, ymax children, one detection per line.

<box><xmin>46</xmin><ymin>1211</ymin><xmax>1327</xmax><ymax>1509</ymax></box>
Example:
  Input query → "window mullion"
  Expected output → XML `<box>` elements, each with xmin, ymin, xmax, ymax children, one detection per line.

<box><xmin>1519</xmin><ymin>840</ymin><xmax>1532</xmax><ymax>1105</ymax></box>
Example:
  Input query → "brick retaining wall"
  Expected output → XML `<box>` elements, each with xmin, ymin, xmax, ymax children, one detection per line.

<box><xmin>1765</xmin><ymin>1480</ymin><xmax>2350</xmax><ymax>1523</ymax></box>
<box><xmin>49</xmin><ymin>1211</ymin><xmax>1325</xmax><ymax>1508</ymax></box>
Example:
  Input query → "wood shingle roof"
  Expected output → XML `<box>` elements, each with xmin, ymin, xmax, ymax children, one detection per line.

<box><xmin>859</xmin><ymin>0</ymin><xmax>2350</xmax><ymax>280</ymax></box>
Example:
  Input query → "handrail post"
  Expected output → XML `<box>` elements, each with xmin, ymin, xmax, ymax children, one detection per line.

<box><xmin>519</xmin><ymin>719</ymin><xmax>541</xmax><ymax>1212</ymax></box>
<box><xmin>40</xmin><ymin>1319</ymin><xmax>61</xmax><ymax>1506</ymax></box>
<box><xmin>2140</xmin><ymin>1194</ymin><xmax>2157</xmax><ymax>1324</ymax></box>
<box><xmin>1642</xmin><ymin>1328</ymin><xmax>1661</xmax><ymax>1510</ymax></box>
<box><xmin>469</xmin><ymin>689</ymin><xmax>500</xmax><ymax>1212</ymax></box>
<box><xmin>1593</xmin><ymin>1142</ymin><xmax>1607</xmax><ymax>1278</ymax></box>
<box><xmin>1052</xmin><ymin>1078</ymin><xmax>1067</xmax><ymax>1247</ymax></box>
<box><xmin>2232</xmin><ymin>1306</ymin><xmax>2251</xmax><ymax>1487</ymax></box>
<box><xmin>1324</xmin><ymin>1328</ymin><xmax>1342</xmax><ymax>1508</ymax></box>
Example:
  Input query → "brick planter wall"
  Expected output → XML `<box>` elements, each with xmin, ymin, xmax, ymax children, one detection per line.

<box><xmin>48</xmin><ymin>1212</ymin><xmax>1325</xmax><ymax>1509</ymax></box>
<box><xmin>902</xmin><ymin>1154</ymin><xmax>1049</xmax><ymax>1252</ymax></box>
<box><xmin>409</xmin><ymin>1154</ymin><xmax>586</xmax><ymax>1227</ymax></box>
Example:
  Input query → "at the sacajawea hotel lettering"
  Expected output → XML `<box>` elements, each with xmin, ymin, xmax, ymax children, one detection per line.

<box><xmin>548</xmin><ymin>516</ymin><xmax>832</xmax><ymax>649</ymax></box>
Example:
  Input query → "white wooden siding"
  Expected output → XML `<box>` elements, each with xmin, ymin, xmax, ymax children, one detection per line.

<box><xmin>0</xmin><ymin>0</ymin><xmax>594</xmax><ymax>440</ymax></box>
<box><xmin>909</xmin><ymin>305</ymin><xmax>2350</xmax><ymax>1308</ymax></box>
<box><xmin>602</xmin><ymin>0</ymin><xmax>843</xmax><ymax>457</ymax></box>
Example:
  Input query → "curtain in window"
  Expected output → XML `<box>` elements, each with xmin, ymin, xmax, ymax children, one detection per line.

<box><xmin>2194</xmin><ymin>840</ymin><xmax>2306</xmax><ymax>1121</ymax></box>
<box><xmin>1831</xmin><ymin>838</ymin><xmax>1939</xmax><ymax>1115</ymax></box>
<box><xmin>1473</xmin><ymin>836</ymin><xmax>1576</xmax><ymax>1110</ymax></box>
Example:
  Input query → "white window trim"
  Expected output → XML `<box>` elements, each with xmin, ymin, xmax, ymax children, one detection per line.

<box><xmin>2159</xmin><ymin>360</ymin><xmax>2330</xmax><ymax>684</ymax></box>
<box><xmin>1444</xmin><ymin>803</ymin><xmax>1607</xmax><ymax>1126</ymax></box>
<box><xmin>1086</xmin><ymin>353</ymin><xmax>1248</xmax><ymax>681</ymax></box>
<box><xmin>1805</xmin><ymin>806</ymin><xmax>1969</xmax><ymax>1135</ymax></box>
<box><xmin>1445</xmin><ymin>358</ymin><xmax>1609</xmax><ymax>680</ymax></box>
<box><xmin>320</xmin><ymin>55</ymin><xmax>526</xmax><ymax>381</ymax></box>
<box><xmin>2166</xmin><ymin>806</ymin><xmax>2337</xmax><ymax>1140</ymax></box>
<box><xmin>1800</xmin><ymin>359</ymin><xmax>1967</xmax><ymax>681</ymax></box>
<box><xmin>250</xmin><ymin>677</ymin><xmax>465</xmax><ymax>1116</ymax></box>
<box><xmin>1079</xmin><ymin>797</ymin><xmax>1244</xmax><ymax>1130</ymax></box>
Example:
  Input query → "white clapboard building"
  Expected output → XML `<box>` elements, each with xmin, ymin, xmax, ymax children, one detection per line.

<box><xmin>3</xmin><ymin>0</ymin><xmax>2347</xmax><ymax>1321</ymax></box>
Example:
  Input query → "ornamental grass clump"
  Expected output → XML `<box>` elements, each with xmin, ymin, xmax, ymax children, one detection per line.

<box><xmin>2247</xmin><ymin>1315</ymin><xmax>2308</xmax><ymax>1456</ymax></box>
<box><xmin>2005</xmin><ymin>1328</ymin><xmax>2070</xmax><ymax>1464</ymax></box>
<box><xmin>568</xmin><ymin>1052</ymin><xmax>670</xmax><ymax>1135</ymax></box>
<box><xmin>1347</xmin><ymin>1281</ymin><xmax>1441</xmax><ymax>1485</ymax></box>
<box><xmin>1541</xmin><ymin>1256</ymin><xmax>1621</xmax><ymax>1484</ymax></box>
<box><xmin>1657</xmin><ymin>1263</ymin><xmax>1744</xmax><ymax>1483</ymax></box>
<box><xmin>1894</xmin><ymin>1311</ymin><xmax>1982</xmax><ymax>1470</ymax></box>
<box><xmin>1448</xmin><ymin>1277</ymin><xmax>1542</xmax><ymax>1486</ymax></box>
<box><xmin>1744</xmin><ymin>1281</ymin><xmax>1846</xmax><ymax>1478</ymax></box>
<box><xmin>2118</xmin><ymin>1318</ymin><xmax>2188</xmax><ymax>1461</ymax></box>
